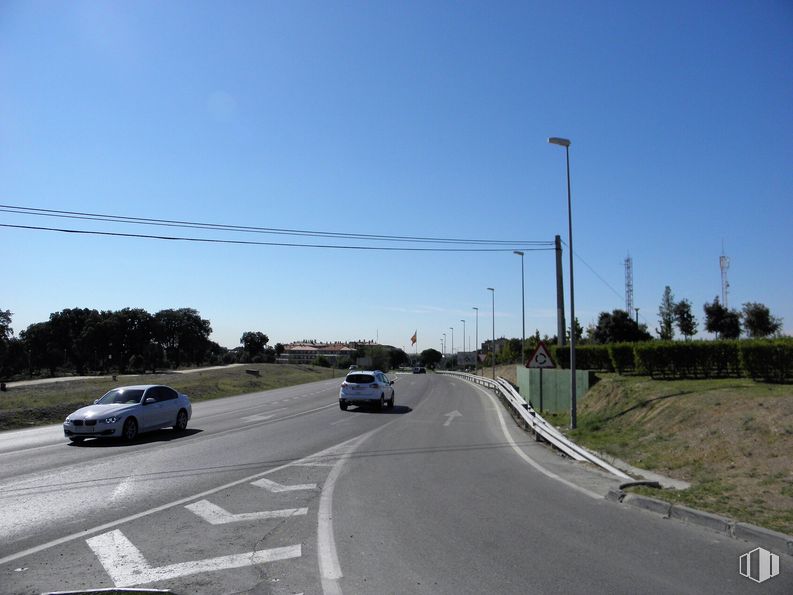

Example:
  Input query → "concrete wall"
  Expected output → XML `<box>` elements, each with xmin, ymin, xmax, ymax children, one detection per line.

<box><xmin>516</xmin><ymin>367</ymin><xmax>591</xmax><ymax>413</ymax></box>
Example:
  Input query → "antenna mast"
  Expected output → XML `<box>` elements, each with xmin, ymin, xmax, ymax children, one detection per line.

<box><xmin>625</xmin><ymin>254</ymin><xmax>634</xmax><ymax>314</ymax></box>
<box><xmin>720</xmin><ymin>245</ymin><xmax>730</xmax><ymax>308</ymax></box>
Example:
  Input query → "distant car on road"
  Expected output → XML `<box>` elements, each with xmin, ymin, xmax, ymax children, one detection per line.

<box><xmin>63</xmin><ymin>385</ymin><xmax>192</xmax><ymax>443</ymax></box>
<box><xmin>412</xmin><ymin>366</ymin><xmax>426</xmax><ymax>374</ymax></box>
<box><xmin>339</xmin><ymin>370</ymin><xmax>395</xmax><ymax>410</ymax></box>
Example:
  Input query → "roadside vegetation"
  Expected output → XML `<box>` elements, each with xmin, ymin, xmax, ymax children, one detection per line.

<box><xmin>0</xmin><ymin>363</ymin><xmax>342</xmax><ymax>432</ymax></box>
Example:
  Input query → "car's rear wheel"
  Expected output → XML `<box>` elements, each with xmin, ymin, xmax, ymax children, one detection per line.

<box><xmin>174</xmin><ymin>409</ymin><xmax>188</xmax><ymax>431</ymax></box>
<box><xmin>122</xmin><ymin>417</ymin><xmax>138</xmax><ymax>441</ymax></box>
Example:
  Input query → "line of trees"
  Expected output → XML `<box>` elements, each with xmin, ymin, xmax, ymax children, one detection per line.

<box><xmin>0</xmin><ymin>307</ymin><xmax>223</xmax><ymax>378</ymax></box>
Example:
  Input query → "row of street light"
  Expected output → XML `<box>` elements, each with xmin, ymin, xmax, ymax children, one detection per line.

<box><xmin>436</xmin><ymin>136</ymin><xmax>577</xmax><ymax>428</ymax></box>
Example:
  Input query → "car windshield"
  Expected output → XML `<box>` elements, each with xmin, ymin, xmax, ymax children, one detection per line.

<box><xmin>346</xmin><ymin>374</ymin><xmax>374</xmax><ymax>384</ymax></box>
<box><xmin>97</xmin><ymin>389</ymin><xmax>145</xmax><ymax>405</ymax></box>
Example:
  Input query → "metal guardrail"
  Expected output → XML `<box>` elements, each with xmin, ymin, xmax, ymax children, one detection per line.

<box><xmin>438</xmin><ymin>371</ymin><xmax>632</xmax><ymax>480</ymax></box>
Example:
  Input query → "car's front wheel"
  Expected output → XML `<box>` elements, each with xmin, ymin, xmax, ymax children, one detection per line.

<box><xmin>339</xmin><ymin>401</ymin><xmax>348</xmax><ymax>411</ymax></box>
<box><xmin>174</xmin><ymin>409</ymin><xmax>188</xmax><ymax>432</ymax></box>
<box><xmin>378</xmin><ymin>394</ymin><xmax>385</xmax><ymax>410</ymax></box>
<box><xmin>388</xmin><ymin>393</ymin><xmax>395</xmax><ymax>408</ymax></box>
<box><xmin>69</xmin><ymin>436</ymin><xmax>85</xmax><ymax>444</ymax></box>
<box><xmin>122</xmin><ymin>417</ymin><xmax>138</xmax><ymax>441</ymax></box>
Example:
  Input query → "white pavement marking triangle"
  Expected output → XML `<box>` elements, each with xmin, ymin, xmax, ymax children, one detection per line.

<box><xmin>185</xmin><ymin>500</ymin><xmax>308</xmax><ymax>525</ymax></box>
<box><xmin>251</xmin><ymin>478</ymin><xmax>317</xmax><ymax>492</ymax></box>
<box><xmin>86</xmin><ymin>529</ymin><xmax>301</xmax><ymax>588</ymax></box>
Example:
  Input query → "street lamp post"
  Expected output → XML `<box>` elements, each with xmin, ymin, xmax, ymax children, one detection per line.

<box><xmin>449</xmin><ymin>327</ymin><xmax>454</xmax><ymax>367</ymax></box>
<box><xmin>548</xmin><ymin>136</ymin><xmax>576</xmax><ymax>429</ymax></box>
<box><xmin>473</xmin><ymin>307</ymin><xmax>479</xmax><ymax>375</ymax></box>
<box><xmin>460</xmin><ymin>319</ymin><xmax>466</xmax><ymax>368</ymax></box>
<box><xmin>487</xmin><ymin>287</ymin><xmax>495</xmax><ymax>379</ymax></box>
<box><xmin>514</xmin><ymin>250</ymin><xmax>525</xmax><ymax>366</ymax></box>
<box><xmin>442</xmin><ymin>333</ymin><xmax>446</xmax><ymax>358</ymax></box>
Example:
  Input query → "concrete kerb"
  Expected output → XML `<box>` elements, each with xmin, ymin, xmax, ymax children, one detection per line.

<box><xmin>608</xmin><ymin>489</ymin><xmax>793</xmax><ymax>557</ymax></box>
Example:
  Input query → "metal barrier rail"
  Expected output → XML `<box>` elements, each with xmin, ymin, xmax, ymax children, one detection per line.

<box><xmin>438</xmin><ymin>371</ymin><xmax>631</xmax><ymax>479</ymax></box>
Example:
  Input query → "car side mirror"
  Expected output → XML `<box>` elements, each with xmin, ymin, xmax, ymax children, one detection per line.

<box><xmin>144</xmin><ymin>397</ymin><xmax>156</xmax><ymax>405</ymax></box>
<box><xmin>390</xmin><ymin>380</ymin><xmax>395</xmax><ymax>385</ymax></box>
<box><xmin>94</xmin><ymin>400</ymin><xmax>99</xmax><ymax>405</ymax></box>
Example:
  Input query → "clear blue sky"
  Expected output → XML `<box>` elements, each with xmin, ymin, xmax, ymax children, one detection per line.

<box><xmin>2</xmin><ymin>1</ymin><xmax>792</xmax><ymax>352</ymax></box>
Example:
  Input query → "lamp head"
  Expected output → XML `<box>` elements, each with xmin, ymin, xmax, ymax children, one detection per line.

<box><xmin>548</xmin><ymin>137</ymin><xmax>571</xmax><ymax>147</ymax></box>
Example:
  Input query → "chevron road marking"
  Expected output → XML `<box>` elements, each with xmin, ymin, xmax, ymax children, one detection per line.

<box><xmin>185</xmin><ymin>500</ymin><xmax>308</xmax><ymax>525</ymax></box>
<box><xmin>86</xmin><ymin>529</ymin><xmax>301</xmax><ymax>588</ymax></box>
<box><xmin>251</xmin><ymin>478</ymin><xmax>317</xmax><ymax>492</ymax></box>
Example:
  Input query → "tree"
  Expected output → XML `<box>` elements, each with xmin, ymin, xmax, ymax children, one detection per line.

<box><xmin>592</xmin><ymin>310</ymin><xmax>652</xmax><ymax>343</ymax></box>
<box><xmin>567</xmin><ymin>317</ymin><xmax>584</xmax><ymax>344</ymax></box>
<box><xmin>656</xmin><ymin>286</ymin><xmax>675</xmax><ymax>340</ymax></box>
<box><xmin>155</xmin><ymin>308</ymin><xmax>213</xmax><ymax>368</ymax></box>
<box><xmin>0</xmin><ymin>309</ymin><xmax>12</xmax><ymax>341</ymax></box>
<box><xmin>420</xmin><ymin>348</ymin><xmax>442</xmax><ymax>368</ymax></box>
<box><xmin>673</xmin><ymin>299</ymin><xmax>698</xmax><ymax>340</ymax></box>
<box><xmin>240</xmin><ymin>331</ymin><xmax>269</xmax><ymax>358</ymax></box>
<box><xmin>742</xmin><ymin>302</ymin><xmax>782</xmax><ymax>338</ymax></box>
<box><xmin>703</xmin><ymin>297</ymin><xmax>741</xmax><ymax>339</ymax></box>
<box><xmin>274</xmin><ymin>343</ymin><xmax>285</xmax><ymax>357</ymax></box>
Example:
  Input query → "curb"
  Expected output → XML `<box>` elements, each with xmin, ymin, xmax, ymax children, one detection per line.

<box><xmin>607</xmin><ymin>489</ymin><xmax>793</xmax><ymax>557</ymax></box>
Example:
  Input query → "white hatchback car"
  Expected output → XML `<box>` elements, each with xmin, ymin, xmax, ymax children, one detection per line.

<box><xmin>63</xmin><ymin>385</ymin><xmax>192</xmax><ymax>443</ymax></box>
<box><xmin>339</xmin><ymin>370</ymin><xmax>395</xmax><ymax>410</ymax></box>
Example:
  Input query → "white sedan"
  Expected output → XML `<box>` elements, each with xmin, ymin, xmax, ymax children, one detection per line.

<box><xmin>63</xmin><ymin>384</ymin><xmax>192</xmax><ymax>443</ymax></box>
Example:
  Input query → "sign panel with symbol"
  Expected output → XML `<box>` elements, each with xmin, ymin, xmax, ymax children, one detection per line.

<box><xmin>527</xmin><ymin>342</ymin><xmax>556</xmax><ymax>368</ymax></box>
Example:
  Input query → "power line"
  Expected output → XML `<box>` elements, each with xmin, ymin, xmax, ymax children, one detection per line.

<box><xmin>0</xmin><ymin>204</ymin><xmax>553</xmax><ymax>247</ymax></box>
<box><xmin>0</xmin><ymin>223</ymin><xmax>556</xmax><ymax>253</ymax></box>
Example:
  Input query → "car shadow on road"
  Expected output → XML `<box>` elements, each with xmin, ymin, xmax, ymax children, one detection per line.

<box><xmin>345</xmin><ymin>405</ymin><xmax>412</xmax><ymax>415</ymax></box>
<box><xmin>68</xmin><ymin>428</ymin><xmax>203</xmax><ymax>447</ymax></box>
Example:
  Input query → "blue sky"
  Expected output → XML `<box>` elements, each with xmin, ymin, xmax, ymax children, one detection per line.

<box><xmin>2</xmin><ymin>1</ymin><xmax>792</xmax><ymax>352</ymax></box>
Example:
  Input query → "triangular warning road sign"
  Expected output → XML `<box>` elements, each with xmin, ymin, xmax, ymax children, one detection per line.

<box><xmin>526</xmin><ymin>341</ymin><xmax>556</xmax><ymax>368</ymax></box>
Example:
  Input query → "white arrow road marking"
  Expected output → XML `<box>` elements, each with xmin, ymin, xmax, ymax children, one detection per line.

<box><xmin>86</xmin><ymin>529</ymin><xmax>301</xmax><ymax>588</ymax></box>
<box><xmin>251</xmin><ymin>478</ymin><xmax>317</xmax><ymax>492</ymax></box>
<box><xmin>241</xmin><ymin>414</ymin><xmax>275</xmax><ymax>423</ymax></box>
<box><xmin>443</xmin><ymin>410</ymin><xmax>463</xmax><ymax>427</ymax></box>
<box><xmin>185</xmin><ymin>500</ymin><xmax>308</xmax><ymax>525</ymax></box>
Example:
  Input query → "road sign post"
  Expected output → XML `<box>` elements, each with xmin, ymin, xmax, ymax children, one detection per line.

<box><xmin>526</xmin><ymin>342</ymin><xmax>556</xmax><ymax>413</ymax></box>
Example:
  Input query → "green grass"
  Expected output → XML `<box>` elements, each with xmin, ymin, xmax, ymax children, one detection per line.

<box><xmin>563</xmin><ymin>374</ymin><xmax>793</xmax><ymax>534</ymax></box>
<box><xmin>0</xmin><ymin>364</ymin><xmax>343</xmax><ymax>431</ymax></box>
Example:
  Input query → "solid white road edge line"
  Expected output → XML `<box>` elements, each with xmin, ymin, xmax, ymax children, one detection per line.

<box><xmin>473</xmin><ymin>383</ymin><xmax>603</xmax><ymax>501</ymax></box>
<box><xmin>317</xmin><ymin>431</ymin><xmax>375</xmax><ymax>595</ymax></box>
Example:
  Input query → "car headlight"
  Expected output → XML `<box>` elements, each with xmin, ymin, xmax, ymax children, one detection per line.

<box><xmin>103</xmin><ymin>416</ymin><xmax>121</xmax><ymax>424</ymax></box>
<box><xmin>64</xmin><ymin>416</ymin><xmax>72</xmax><ymax>424</ymax></box>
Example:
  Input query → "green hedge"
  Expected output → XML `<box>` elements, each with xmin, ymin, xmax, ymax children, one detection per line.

<box><xmin>740</xmin><ymin>340</ymin><xmax>793</xmax><ymax>383</ymax></box>
<box><xmin>550</xmin><ymin>345</ymin><xmax>613</xmax><ymax>371</ymax></box>
<box><xmin>547</xmin><ymin>339</ymin><xmax>791</xmax><ymax>382</ymax></box>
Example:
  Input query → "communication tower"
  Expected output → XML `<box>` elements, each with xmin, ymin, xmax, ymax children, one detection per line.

<box><xmin>625</xmin><ymin>255</ymin><xmax>634</xmax><ymax>314</ymax></box>
<box><xmin>720</xmin><ymin>248</ymin><xmax>730</xmax><ymax>308</ymax></box>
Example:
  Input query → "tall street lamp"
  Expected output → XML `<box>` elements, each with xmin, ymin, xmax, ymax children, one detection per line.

<box><xmin>487</xmin><ymin>287</ymin><xmax>495</xmax><ymax>379</ymax></box>
<box><xmin>460</xmin><ymin>319</ymin><xmax>466</xmax><ymax>368</ymax></box>
<box><xmin>549</xmin><ymin>136</ymin><xmax>577</xmax><ymax>429</ymax></box>
<box><xmin>514</xmin><ymin>250</ymin><xmax>525</xmax><ymax>366</ymax></box>
<box><xmin>449</xmin><ymin>326</ymin><xmax>454</xmax><ymax>358</ymax></box>
<box><xmin>473</xmin><ymin>307</ymin><xmax>479</xmax><ymax>375</ymax></box>
<box><xmin>442</xmin><ymin>333</ymin><xmax>446</xmax><ymax>358</ymax></box>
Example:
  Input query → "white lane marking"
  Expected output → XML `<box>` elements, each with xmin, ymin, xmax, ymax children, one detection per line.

<box><xmin>473</xmin><ymin>383</ymin><xmax>602</xmax><ymax>500</ymax></box>
<box><xmin>87</xmin><ymin>529</ymin><xmax>301</xmax><ymax>588</ymax></box>
<box><xmin>318</xmin><ymin>432</ymin><xmax>373</xmax><ymax>595</ymax></box>
<box><xmin>185</xmin><ymin>500</ymin><xmax>308</xmax><ymax>525</ymax></box>
<box><xmin>0</xmin><ymin>429</ymin><xmax>363</xmax><ymax>567</ymax></box>
<box><xmin>252</xmin><ymin>478</ymin><xmax>317</xmax><ymax>492</ymax></box>
<box><xmin>443</xmin><ymin>410</ymin><xmax>462</xmax><ymax>427</ymax></box>
<box><xmin>241</xmin><ymin>414</ymin><xmax>275</xmax><ymax>423</ymax></box>
<box><xmin>329</xmin><ymin>417</ymin><xmax>351</xmax><ymax>426</ymax></box>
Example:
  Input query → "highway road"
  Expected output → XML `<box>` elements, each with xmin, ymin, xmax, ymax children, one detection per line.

<box><xmin>0</xmin><ymin>373</ymin><xmax>790</xmax><ymax>594</ymax></box>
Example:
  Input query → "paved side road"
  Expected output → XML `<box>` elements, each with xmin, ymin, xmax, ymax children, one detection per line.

<box><xmin>4</xmin><ymin>364</ymin><xmax>245</xmax><ymax>388</ymax></box>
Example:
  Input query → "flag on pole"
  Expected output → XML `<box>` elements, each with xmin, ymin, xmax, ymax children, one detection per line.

<box><xmin>410</xmin><ymin>331</ymin><xmax>417</xmax><ymax>346</ymax></box>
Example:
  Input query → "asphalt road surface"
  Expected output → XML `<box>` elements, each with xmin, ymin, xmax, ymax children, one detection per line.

<box><xmin>0</xmin><ymin>374</ymin><xmax>790</xmax><ymax>594</ymax></box>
